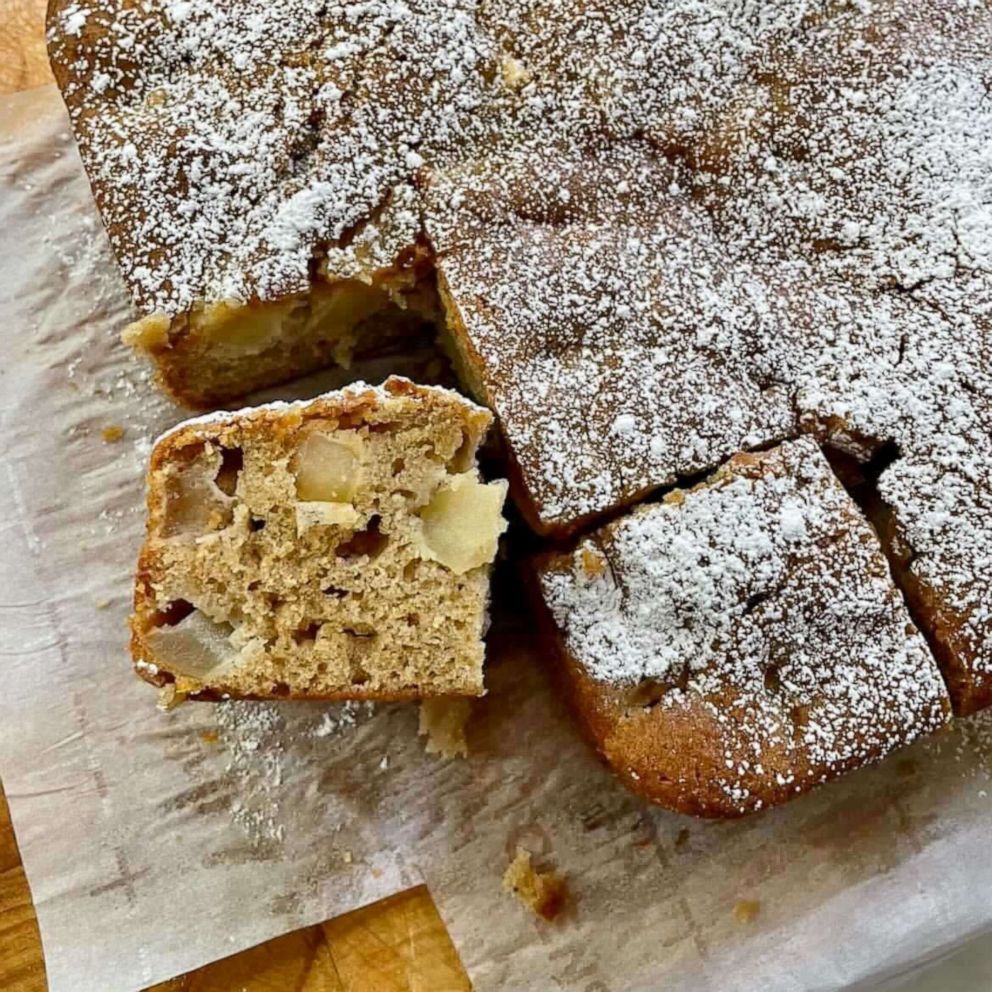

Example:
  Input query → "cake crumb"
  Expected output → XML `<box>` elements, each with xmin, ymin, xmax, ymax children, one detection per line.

<box><xmin>580</xmin><ymin>547</ymin><xmax>606</xmax><ymax>578</ymax></box>
<box><xmin>94</xmin><ymin>597</ymin><xmax>111</xmax><ymax>610</ymax></box>
<box><xmin>733</xmin><ymin>899</ymin><xmax>761</xmax><ymax>924</ymax></box>
<box><xmin>502</xmin><ymin>848</ymin><xmax>568</xmax><ymax>921</ymax></box>
<box><xmin>157</xmin><ymin>684</ymin><xmax>187</xmax><ymax>712</ymax></box>
<box><xmin>200</xmin><ymin>730</ymin><xmax>219</xmax><ymax>745</ymax></box>
<box><xmin>419</xmin><ymin>698</ymin><xmax>471</xmax><ymax>759</ymax></box>
<box><xmin>101</xmin><ymin>424</ymin><xmax>125</xmax><ymax>443</ymax></box>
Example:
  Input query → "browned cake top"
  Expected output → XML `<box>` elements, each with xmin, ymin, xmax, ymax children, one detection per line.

<box><xmin>49</xmin><ymin>1</ymin><xmax>992</xmax><ymax>656</ymax></box>
<box><xmin>47</xmin><ymin>0</ymin><xmax>496</xmax><ymax>310</ymax></box>
<box><xmin>539</xmin><ymin>438</ymin><xmax>951</xmax><ymax>812</ymax></box>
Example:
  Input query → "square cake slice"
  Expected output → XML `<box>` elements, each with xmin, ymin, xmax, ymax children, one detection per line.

<box><xmin>131</xmin><ymin>377</ymin><xmax>508</xmax><ymax>702</ymax></box>
<box><xmin>46</xmin><ymin>0</ymin><xmax>483</xmax><ymax>408</ymax></box>
<box><xmin>427</xmin><ymin>142</ymin><xmax>796</xmax><ymax>537</ymax></box>
<box><xmin>535</xmin><ymin>437</ymin><xmax>951</xmax><ymax>818</ymax></box>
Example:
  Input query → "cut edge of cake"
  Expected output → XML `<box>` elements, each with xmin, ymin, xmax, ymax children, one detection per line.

<box><xmin>131</xmin><ymin>376</ymin><xmax>508</xmax><ymax>703</ymax></box>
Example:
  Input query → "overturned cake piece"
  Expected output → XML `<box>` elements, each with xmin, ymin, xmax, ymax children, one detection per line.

<box><xmin>131</xmin><ymin>378</ymin><xmax>508</xmax><ymax>701</ymax></box>
<box><xmin>535</xmin><ymin>437</ymin><xmax>951</xmax><ymax>818</ymax></box>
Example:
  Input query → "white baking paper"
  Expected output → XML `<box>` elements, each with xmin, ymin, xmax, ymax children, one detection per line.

<box><xmin>2</xmin><ymin>84</ymin><xmax>992</xmax><ymax>992</ymax></box>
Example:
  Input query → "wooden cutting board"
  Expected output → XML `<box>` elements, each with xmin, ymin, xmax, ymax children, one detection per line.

<box><xmin>0</xmin><ymin>3</ymin><xmax>471</xmax><ymax>989</ymax></box>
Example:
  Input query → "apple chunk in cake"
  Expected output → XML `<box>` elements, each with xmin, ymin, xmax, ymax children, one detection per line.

<box><xmin>131</xmin><ymin>377</ymin><xmax>508</xmax><ymax>701</ymax></box>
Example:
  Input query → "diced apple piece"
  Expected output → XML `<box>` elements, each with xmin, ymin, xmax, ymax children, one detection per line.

<box><xmin>295</xmin><ymin>500</ymin><xmax>361</xmax><ymax>533</ymax></box>
<box><xmin>579</xmin><ymin>546</ymin><xmax>607</xmax><ymax>579</ymax></box>
<box><xmin>122</xmin><ymin>311</ymin><xmax>171</xmax><ymax>352</ymax></box>
<box><xmin>308</xmin><ymin>281</ymin><xmax>382</xmax><ymax>332</ymax></box>
<box><xmin>197</xmin><ymin>298</ymin><xmax>298</xmax><ymax>351</ymax></box>
<box><xmin>500</xmin><ymin>54</ymin><xmax>532</xmax><ymax>91</ymax></box>
<box><xmin>145</xmin><ymin>610</ymin><xmax>238</xmax><ymax>680</ymax></box>
<box><xmin>418</xmin><ymin>474</ymin><xmax>508</xmax><ymax>574</ymax></box>
<box><xmin>292</xmin><ymin>433</ymin><xmax>362</xmax><ymax>503</ymax></box>
<box><xmin>163</xmin><ymin>456</ymin><xmax>234</xmax><ymax>537</ymax></box>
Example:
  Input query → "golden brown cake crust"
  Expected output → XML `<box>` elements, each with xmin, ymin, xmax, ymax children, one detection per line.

<box><xmin>125</xmin><ymin>274</ymin><xmax>439</xmax><ymax>410</ymax></box>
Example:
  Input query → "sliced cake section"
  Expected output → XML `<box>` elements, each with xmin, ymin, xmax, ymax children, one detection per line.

<box><xmin>121</xmin><ymin>254</ymin><xmax>440</xmax><ymax>409</ymax></box>
<box><xmin>535</xmin><ymin>437</ymin><xmax>951</xmax><ymax>818</ymax></box>
<box><xmin>874</xmin><ymin>451</ymin><xmax>992</xmax><ymax>716</ymax></box>
<box><xmin>131</xmin><ymin>377</ymin><xmax>508</xmax><ymax>701</ymax></box>
<box><xmin>46</xmin><ymin>0</ymin><xmax>487</xmax><ymax>408</ymax></box>
<box><xmin>427</xmin><ymin>141</ymin><xmax>796</xmax><ymax>537</ymax></box>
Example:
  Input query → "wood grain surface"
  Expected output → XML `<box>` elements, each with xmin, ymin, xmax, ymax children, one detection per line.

<box><xmin>0</xmin><ymin>3</ymin><xmax>471</xmax><ymax>989</ymax></box>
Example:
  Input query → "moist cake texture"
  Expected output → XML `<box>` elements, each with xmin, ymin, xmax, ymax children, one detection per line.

<box><xmin>131</xmin><ymin>377</ymin><xmax>507</xmax><ymax>701</ymax></box>
<box><xmin>537</xmin><ymin>439</ymin><xmax>952</xmax><ymax>817</ymax></box>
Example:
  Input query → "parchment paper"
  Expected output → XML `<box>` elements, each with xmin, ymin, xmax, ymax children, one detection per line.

<box><xmin>2</xmin><ymin>84</ymin><xmax>992</xmax><ymax>992</ymax></box>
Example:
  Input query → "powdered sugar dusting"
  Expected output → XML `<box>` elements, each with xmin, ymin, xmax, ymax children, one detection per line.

<box><xmin>429</xmin><ymin>141</ymin><xmax>802</xmax><ymax>526</ymax></box>
<box><xmin>50</xmin><ymin>1</ymin><xmax>992</xmax><ymax>695</ymax></box>
<box><xmin>215</xmin><ymin>699</ymin><xmax>376</xmax><ymax>846</ymax></box>
<box><xmin>49</xmin><ymin>0</ymin><xmax>494</xmax><ymax>312</ymax></box>
<box><xmin>541</xmin><ymin>438</ymin><xmax>950</xmax><ymax>812</ymax></box>
<box><xmin>422</xmin><ymin>2</ymin><xmax>992</xmax><ymax>541</ymax></box>
<box><xmin>309</xmin><ymin>700</ymin><xmax>375</xmax><ymax>739</ymax></box>
<box><xmin>215</xmin><ymin>701</ymin><xmax>289</xmax><ymax>846</ymax></box>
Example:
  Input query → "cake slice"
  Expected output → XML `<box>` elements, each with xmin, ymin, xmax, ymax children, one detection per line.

<box><xmin>535</xmin><ymin>437</ymin><xmax>951</xmax><ymax>818</ymax></box>
<box><xmin>427</xmin><ymin>141</ymin><xmax>796</xmax><ymax>537</ymax></box>
<box><xmin>45</xmin><ymin>0</ymin><xmax>483</xmax><ymax>408</ymax></box>
<box><xmin>120</xmin><ymin>247</ymin><xmax>440</xmax><ymax>410</ymax></box>
<box><xmin>874</xmin><ymin>450</ymin><xmax>992</xmax><ymax>716</ymax></box>
<box><xmin>131</xmin><ymin>378</ymin><xmax>508</xmax><ymax>701</ymax></box>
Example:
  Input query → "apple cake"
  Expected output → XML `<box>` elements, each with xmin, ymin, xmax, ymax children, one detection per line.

<box><xmin>46</xmin><ymin>1</ymin><xmax>992</xmax><ymax>517</ymax></box>
<box><xmin>131</xmin><ymin>377</ymin><xmax>508</xmax><ymax>701</ymax></box>
<box><xmin>48</xmin><ymin>0</ymin><xmax>992</xmax><ymax>808</ymax></box>
<box><xmin>535</xmin><ymin>438</ymin><xmax>952</xmax><ymax>817</ymax></box>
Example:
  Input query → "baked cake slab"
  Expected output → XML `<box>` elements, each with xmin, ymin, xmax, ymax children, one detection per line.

<box><xmin>47</xmin><ymin>0</ymin><xmax>992</xmax><ymax>543</ymax></box>
<box><xmin>47</xmin><ymin>0</ymin><xmax>992</xmax><ymax>808</ymax></box>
